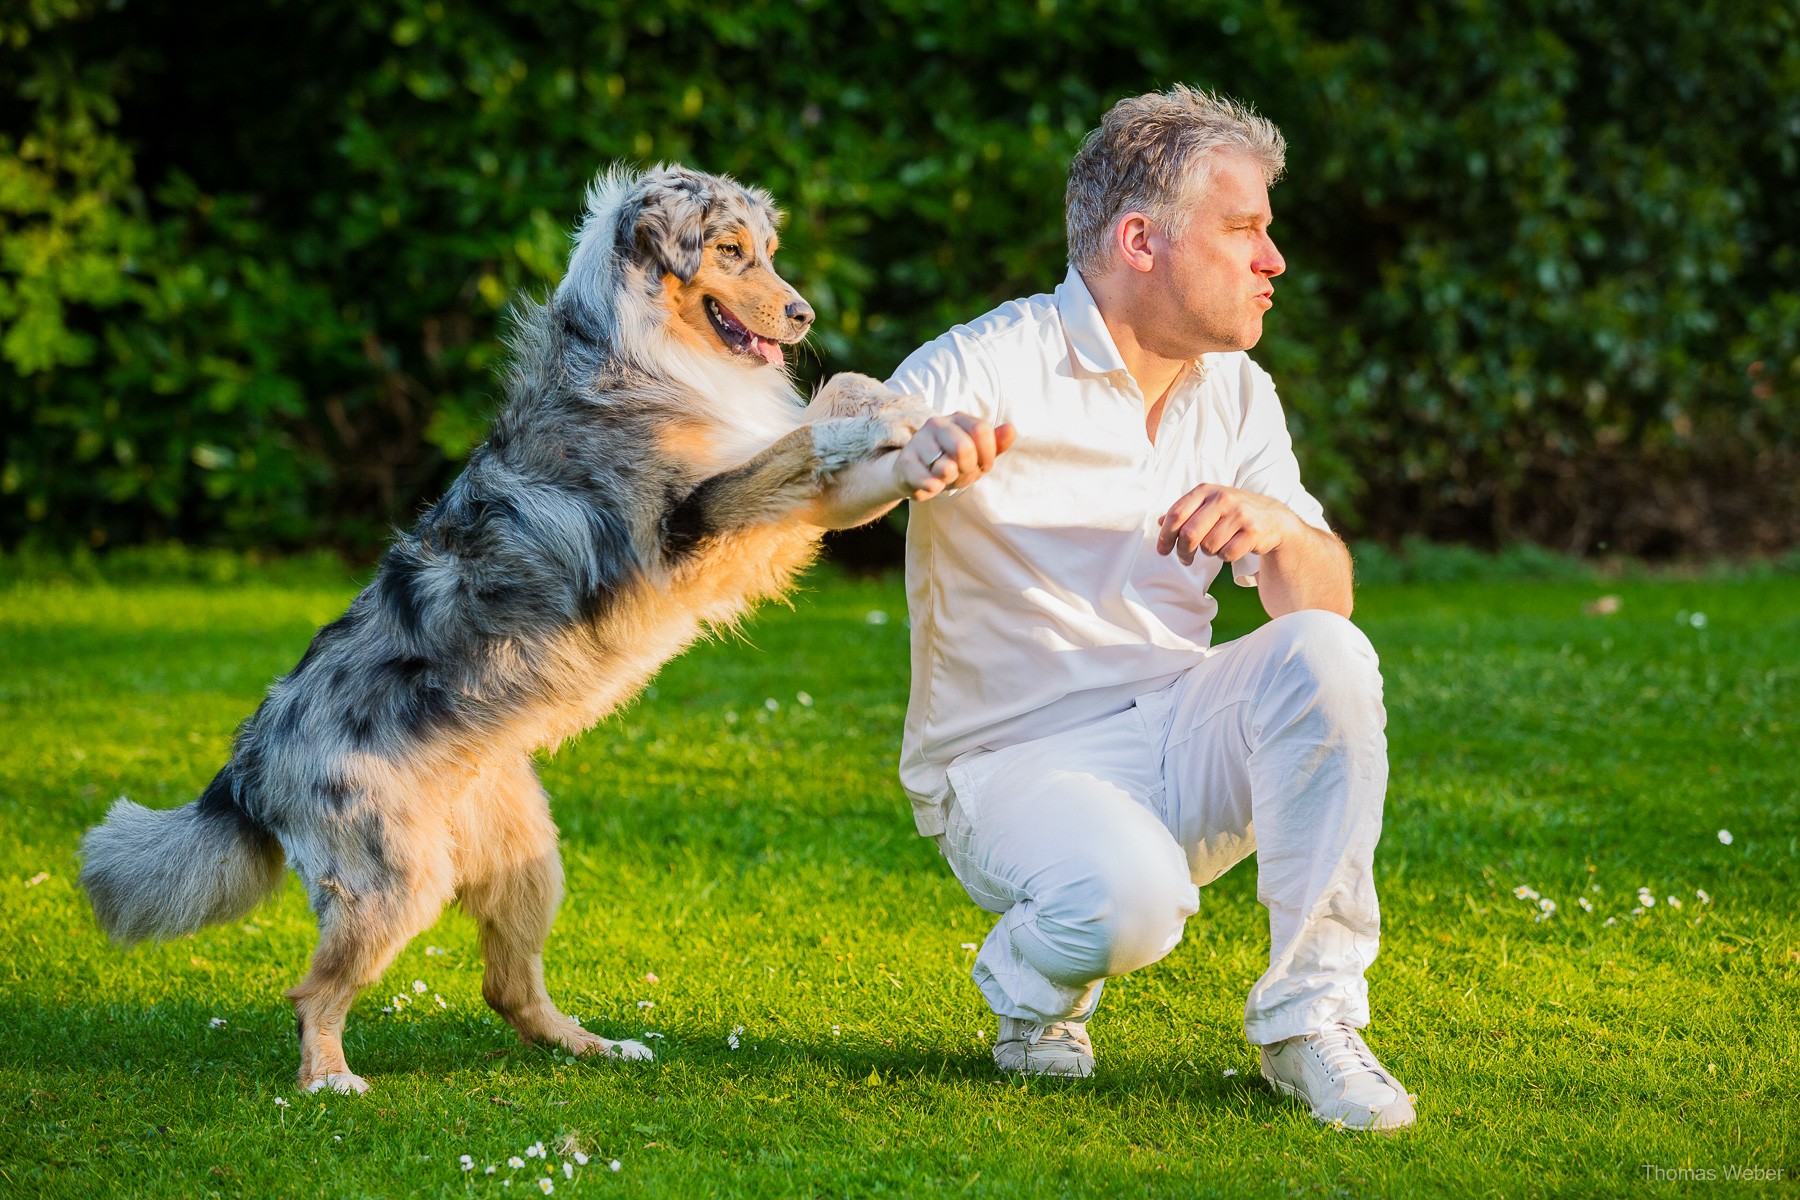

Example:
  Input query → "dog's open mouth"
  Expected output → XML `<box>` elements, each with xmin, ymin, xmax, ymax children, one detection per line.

<box><xmin>705</xmin><ymin>297</ymin><xmax>787</xmax><ymax>367</ymax></box>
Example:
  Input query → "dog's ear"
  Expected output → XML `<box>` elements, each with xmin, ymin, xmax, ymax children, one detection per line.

<box><xmin>625</xmin><ymin>173</ymin><xmax>712</xmax><ymax>284</ymax></box>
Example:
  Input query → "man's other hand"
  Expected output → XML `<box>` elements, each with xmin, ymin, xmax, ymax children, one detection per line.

<box><xmin>893</xmin><ymin>414</ymin><xmax>1017</xmax><ymax>502</ymax></box>
<box><xmin>1157</xmin><ymin>483</ymin><xmax>1302</xmax><ymax>566</ymax></box>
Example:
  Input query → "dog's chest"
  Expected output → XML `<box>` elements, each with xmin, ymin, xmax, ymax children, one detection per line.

<box><xmin>517</xmin><ymin>522</ymin><xmax>818</xmax><ymax>752</ymax></box>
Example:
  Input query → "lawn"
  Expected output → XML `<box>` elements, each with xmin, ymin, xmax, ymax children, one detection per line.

<box><xmin>1</xmin><ymin>561</ymin><xmax>1796</xmax><ymax>1198</ymax></box>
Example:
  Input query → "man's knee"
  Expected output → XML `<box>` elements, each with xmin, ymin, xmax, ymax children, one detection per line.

<box><xmin>1021</xmin><ymin>833</ymin><xmax>1198</xmax><ymax>984</ymax></box>
<box><xmin>1259</xmin><ymin>610</ymin><xmax>1384</xmax><ymax>719</ymax></box>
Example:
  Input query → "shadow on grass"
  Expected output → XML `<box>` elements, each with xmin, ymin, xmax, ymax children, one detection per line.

<box><xmin>0</xmin><ymin>996</ymin><xmax>1296</xmax><ymax>1122</ymax></box>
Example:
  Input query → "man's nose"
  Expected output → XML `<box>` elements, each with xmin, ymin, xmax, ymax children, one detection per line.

<box><xmin>1259</xmin><ymin>235</ymin><xmax>1286</xmax><ymax>278</ymax></box>
<box><xmin>785</xmin><ymin>298</ymin><xmax>815</xmax><ymax>327</ymax></box>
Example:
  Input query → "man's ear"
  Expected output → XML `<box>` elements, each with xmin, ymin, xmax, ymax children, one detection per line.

<box><xmin>1115</xmin><ymin>212</ymin><xmax>1157</xmax><ymax>273</ymax></box>
<box><xmin>625</xmin><ymin>174</ymin><xmax>712</xmax><ymax>283</ymax></box>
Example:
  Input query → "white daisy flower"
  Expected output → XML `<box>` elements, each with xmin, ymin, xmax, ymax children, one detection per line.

<box><xmin>537</xmin><ymin>1179</ymin><xmax>554</xmax><ymax>1194</ymax></box>
<box><xmin>1696</xmin><ymin>889</ymin><xmax>1712</xmax><ymax>904</ymax></box>
<box><xmin>727</xmin><ymin>1026</ymin><xmax>743</xmax><ymax>1050</ymax></box>
<box><xmin>1717</xmin><ymin>829</ymin><xmax>1733</xmax><ymax>845</ymax></box>
<box><xmin>610</xmin><ymin>1160</ymin><xmax>623</xmax><ymax>1172</ymax></box>
<box><xmin>1632</xmin><ymin>906</ymin><xmax>1646</xmax><ymax>916</ymax></box>
<box><xmin>435</xmin><ymin>994</ymin><xmax>447</xmax><ymax>1008</ymax></box>
<box><xmin>274</xmin><ymin>1096</ymin><xmax>289</xmax><ymax>1108</ymax></box>
<box><xmin>637</xmin><ymin>1000</ymin><xmax>654</xmax><ymax>1010</ymax></box>
<box><xmin>1222</xmin><ymin>1068</ymin><xmax>1238</xmax><ymax>1077</ymax></box>
<box><xmin>509</xmin><ymin>1156</ymin><xmax>525</xmax><ymax>1169</ymax></box>
<box><xmin>865</xmin><ymin>610</ymin><xmax>888</xmax><ymax>625</ymax></box>
<box><xmin>1690</xmin><ymin>611</ymin><xmax>1708</xmax><ymax>629</ymax></box>
<box><xmin>831</xmin><ymin>1025</ymin><xmax>841</xmax><ymax>1036</ymax></box>
<box><xmin>460</xmin><ymin>1155</ymin><xmax>474</xmax><ymax>1171</ymax></box>
<box><xmin>644</xmin><ymin>1031</ymin><xmax>664</xmax><ymax>1039</ymax></box>
<box><xmin>1538</xmin><ymin>898</ymin><xmax>1557</xmax><ymax>913</ymax></box>
<box><xmin>796</xmin><ymin>691</ymin><xmax>813</xmax><ymax>707</ymax></box>
<box><xmin>486</xmin><ymin>1165</ymin><xmax>497</xmax><ymax>1175</ymax></box>
<box><xmin>573</xmin><ymin>1152</ymin><xmax>589</xmax><ymax>1166</ymax></box>
<box><xmin>960</xmin><ymin>942</ymin><xmax>978</xmax><ymax>951</ymax></box>
<box><xmin>1604</xmin><ymin>917</ymin><xmax>1618</xmax><ymax>927</ymax></box>
<box><xmin>412</xmin><ymin>980</ymin><xmax>426</xmax><ymax>994</ymax></box>
<box><xmin>764</xmin><ymin>697</ymin><xmax>780</xmax><ymax>712</ymax></box>
<box><xmin>210</xmin><ymin>1017</ymin><xmax>228</xmax><ymax>1028</ymax></box>
<box><xmin>1667</xmin><ymin>896</ymin><xmax>1683</xmax><ymax>908</ymax></box>
<box><xmin>1513</xmin><ymin>886</ymin><xmax>1539</xmax><ymax>901</ymax></box>
<box><xmin>563</xmin><ymin>1162</ymin><xmax>573</xmax><ymax>1179</ymax></box>
<box><xmin>426</xmin><ymin>945</ymin><xmax>447</xmax><ymax>956</ymax></box>
<box><xmin>645</xmin><ymin>973</ymin><xmax>659</xmax><ymax>984</ymax></box>
<box><xmin>1577</xmin><ymin>897</ymin><xmax>1594</xmax><ymax>912</ymax></box>
<box><xmin>24</xmin><ymin>872</ymin><xmax>49</xmax><ymax>887</ymax></box>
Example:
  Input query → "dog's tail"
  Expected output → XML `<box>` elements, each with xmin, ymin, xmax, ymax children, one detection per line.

<box><xmin>79</xmin><ymin>765</ymin><xmax>286</xmax><ymax>945</ymax></box>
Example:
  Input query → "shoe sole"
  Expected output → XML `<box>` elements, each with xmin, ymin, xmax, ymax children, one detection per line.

<box><xmin>995</xmin><ymin>1055</ymin><xmax>1094</xmax><ymax>1079</ymax></box>
<box><xmin>1260</xmin><ymin>1070</ymin><xmax>1415</xmax><ymax>1133</ymax></box>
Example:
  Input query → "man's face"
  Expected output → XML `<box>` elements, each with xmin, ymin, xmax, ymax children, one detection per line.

<box><xmin>1140</xmin><ymin>152</ymin><xmax>1286</xmax><ymax>358</ymax></box>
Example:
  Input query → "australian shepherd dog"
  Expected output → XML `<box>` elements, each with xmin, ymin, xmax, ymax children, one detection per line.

<box><xmin>78</xmin><ymin>164</ymin><xmax>926</xmax><ymax>1095</ymax></box>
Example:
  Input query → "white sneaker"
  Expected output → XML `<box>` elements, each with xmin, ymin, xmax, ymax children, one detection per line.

<box><xmin>1259</xmin><ymin>1020</ymin><xmax>1416</xmax><ymax>1131</ymax></box>
<box><xmin>992</xmin><ymin>1016</ymin><xmax>1095</xmax><ymax>1078</ymax></box>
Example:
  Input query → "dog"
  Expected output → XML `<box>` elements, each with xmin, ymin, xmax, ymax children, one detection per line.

<box><xmin>78</xmin><ymin>163</ymin><xmax>928</xmax><ymax>1095</ymax></box>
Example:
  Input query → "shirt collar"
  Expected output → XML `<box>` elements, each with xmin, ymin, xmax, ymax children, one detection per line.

<box><xmin>1055</xmin><ymin>266</ymin><xmax>1211</xmax><ymax>386</ymax></box>
<box><xmin>1056</xmin><ymin>267</ymin><xmax>1129</xmax><ymax>379</ymax></box>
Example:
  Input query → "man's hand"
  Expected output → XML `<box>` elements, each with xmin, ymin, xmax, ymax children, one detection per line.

<box><xmin>1156</xmin><ymin>483</ymin><xmax>1303</xmax><ymax>565</ymax></box>
<box><xmin>802</xmin><ymin>413</ymin><xmax>1014</xmax><ymax>530</ymax></box>
<box><xmin>891</xmin><ymin>414</ymin><xmax>1017</xmax><ymax>503</ymax></box>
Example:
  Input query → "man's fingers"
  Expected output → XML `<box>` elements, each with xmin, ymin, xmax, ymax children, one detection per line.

<box><xmin>951</xmin><ymin>413</ymin><xmax>998</xmax><ymax>472</ymax></box>
<box><xmin>899</xmin><ymin>415</ymin><xmax>1015</xmax><ymax>500</ymax></box>
<box><xmin>1157</xmin><ymin>485</ymin><xmax>1219</xmax><ymax>555</ymax></box>
<box><xmin>1175</xmin><ymin>506</ymin><xmax>1229</xmax><ymax>565</ymax></box>
<box><xmin>1215</xmin><ymin>528</ymin><xmax>1257</xmax><ymax>563</ymax></box>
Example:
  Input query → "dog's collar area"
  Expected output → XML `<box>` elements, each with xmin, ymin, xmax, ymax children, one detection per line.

<box><xmin>705</xmin><ymin>297</ymin><xmax>785</xmax><ymax>367</ymax></box>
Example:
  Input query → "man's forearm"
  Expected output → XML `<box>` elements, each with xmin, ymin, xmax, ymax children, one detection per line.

<box><xmin>1257</xmin><ymin>526</ymin><xmax>1354</xmax><ymax>618</ymax></box>
<box><xmin>800</xmin><ymin>452</ymin><xmax>906</xmax><ymax>530</ymax></box>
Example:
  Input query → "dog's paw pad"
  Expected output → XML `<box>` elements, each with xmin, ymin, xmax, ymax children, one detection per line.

<box><xmin>304</xmin><ymin>1072</ymin><xmax>370</xmax><ymax>1095</ymax></box>
<box><xmin>605</xmin><ymin>1038</ymin><xmax>654</xmax><ymax>1062</ymax></box>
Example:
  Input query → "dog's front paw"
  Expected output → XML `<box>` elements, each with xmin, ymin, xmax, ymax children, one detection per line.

<box><xmin>869</xmin><ymin>390</ymin><xmax>934</xmax><ymax>446</ymax></box>
<box><xmin>302</xmin><ymin>1071</ymin><xmax>370</xmax><ymax>1095</ymax></box>
<box><xmin>810</xmin><ymin>415</ymin><xmax>897</xmax><ymax>476</ymax></box>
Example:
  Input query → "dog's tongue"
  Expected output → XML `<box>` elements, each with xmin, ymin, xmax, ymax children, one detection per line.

<box><xmin>752</xmin><ymin>336</ymin><xmax>784</xmax><ymax>367</ymax></box>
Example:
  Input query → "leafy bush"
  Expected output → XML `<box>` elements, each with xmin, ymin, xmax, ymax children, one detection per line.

<box><xmin>4</xmin><ymin>0</ymin><xmax>1796</xmax><ymax>557</ymax></box>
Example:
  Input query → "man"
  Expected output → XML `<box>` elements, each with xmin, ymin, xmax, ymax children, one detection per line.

<box><xmin>807</xmin><ymin>86</ymin><xmax>1414</xmax><ymax>1131</ymax></box>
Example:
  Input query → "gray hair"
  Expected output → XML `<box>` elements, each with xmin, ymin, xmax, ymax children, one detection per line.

<box><xmin>1065</xmin><ymin>85</ymin><xmax>1286</xmax><ymax>275</ymax></box>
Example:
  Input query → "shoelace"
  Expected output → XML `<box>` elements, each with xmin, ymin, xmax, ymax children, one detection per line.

<box><xmin>1305</xmin><ymin>1020</ymin><xmax>1382</xmax><ymax>1081</ymax></box>
<box><xmin>1028</xmin><ymin>1021</ymin><xmax>1091</xmax><ymax>1049</ymax></box>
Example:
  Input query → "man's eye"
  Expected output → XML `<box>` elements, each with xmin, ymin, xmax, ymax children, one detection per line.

<box><xmin>717</xmin><ymin>243</ymin><xmax>742</xmax><ymax>258</ymax></box>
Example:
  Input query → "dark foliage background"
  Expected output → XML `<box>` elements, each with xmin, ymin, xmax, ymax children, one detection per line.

<box><xmin>4</xmin><ymin>0</ymin><xmax>1797</xmax><ymax>558</ymax></box>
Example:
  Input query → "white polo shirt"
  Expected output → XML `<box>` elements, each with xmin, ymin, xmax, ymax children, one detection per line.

<box><xmin>888</xmin><ymin>267</ymin><xmax>1331</xmax><ymax>837</ymax></box>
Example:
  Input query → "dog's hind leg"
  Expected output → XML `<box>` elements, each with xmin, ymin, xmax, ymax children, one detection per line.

<box><xmin>286</xmin><ymin>806</ymin><xmax>456</xmax><ymax>1094</ymax></box>
<box><xmin>457</xmin><ymin>759</ymin><xmax>652</xmax><ymax>1062</ymax></box>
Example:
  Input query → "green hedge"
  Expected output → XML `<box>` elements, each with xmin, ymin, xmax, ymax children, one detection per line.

<box><xmin>4</xmin><ymin>0</ymin><xmax>1797</xmax><ymax>556</ymax></box>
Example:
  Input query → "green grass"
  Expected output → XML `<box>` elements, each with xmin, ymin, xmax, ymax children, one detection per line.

<box><xmin>2</xmin><ymin>564</ymin><xmax>1796</xmax><ymax>1198</ymax></box>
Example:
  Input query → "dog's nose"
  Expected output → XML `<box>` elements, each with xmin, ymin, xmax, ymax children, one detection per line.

<box><xmin>785</xmin><ymin>299</ymin><xmax>815</xmax><ymax>327</ymax></box>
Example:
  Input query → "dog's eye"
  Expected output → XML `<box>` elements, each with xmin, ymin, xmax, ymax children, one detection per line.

<box><xmin>716</xmin><ymin>243</ymin><xmax>742</xmax><ymax>259</ymax></box>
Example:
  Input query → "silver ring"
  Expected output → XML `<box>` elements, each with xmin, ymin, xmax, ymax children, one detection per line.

<box><xmin>925</xmin><ymin>449</ymin><xmax>945</xmax><ymax>470</ymax></box>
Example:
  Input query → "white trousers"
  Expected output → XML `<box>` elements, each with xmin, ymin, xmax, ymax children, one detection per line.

<box><xmin>933</xmin><ymin>610</ymin><xmax>1389</xmax><ymax>1046</ymax></box>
